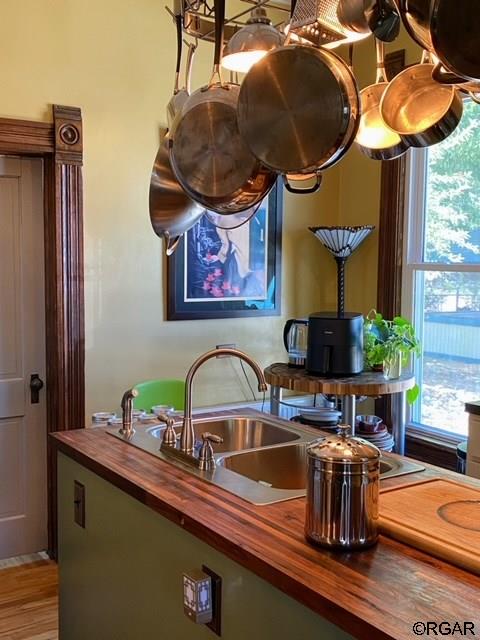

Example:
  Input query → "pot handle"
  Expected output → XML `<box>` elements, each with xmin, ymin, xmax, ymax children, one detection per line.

<box><xmin>432</xmin><ymin>62</ymin><xmax>466</xmax><ymax>85</ymax></box>
<box><xmin>206</xmin><ymin>0</ymin><xmax>225</xmax><ymax>88</ymax></box>
<box><xmin>173</xmin><ymin>12</ymin><xmax>183</xmax><ymax>94</ymax></box>
<box><xmin>165</xmin><ymin>234</ymin><xmax>182</xmax><ymax>256</ymax></box>
<box><xmin>283</xmin><ymin>174</ymin><xmax>322</xmax><ymax>195</ymax></box>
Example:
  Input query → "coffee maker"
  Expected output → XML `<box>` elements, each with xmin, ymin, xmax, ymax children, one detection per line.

<box><xmin>306</xmin><ymin>226</ymin><xmax>374</xmax><ymax>377</ymax></box>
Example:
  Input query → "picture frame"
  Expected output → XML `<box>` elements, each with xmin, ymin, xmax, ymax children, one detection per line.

<box><xmin>166</xmin><ymin>180</ymin><xmax>282</xmax><ymax>320</ymax></box>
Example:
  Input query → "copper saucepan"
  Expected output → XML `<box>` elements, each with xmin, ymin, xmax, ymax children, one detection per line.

<box><xmin>380</xmin><ymin>52</ymin><xmax>463</xmax><ymax>148</ymax></box>
<box><xmin>355</xmin><ymin>40</ymin><xmax>409</xmax><ymax>160</ymax></box>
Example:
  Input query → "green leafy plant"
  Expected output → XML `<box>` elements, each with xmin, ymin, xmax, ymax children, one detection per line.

<box><xmin>364</xmin><ymin>310</ymin><xmax>421</xmax><ymax>404</ymax></box>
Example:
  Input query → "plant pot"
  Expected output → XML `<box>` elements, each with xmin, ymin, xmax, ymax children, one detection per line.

<box><xmin>372</xmin><ymin>364</ymin><xmax>384</xmax><ymax>373</ymax></box>
<box><xmin>383</xmin><ymin>352</ymin><xmax>402</xmax><ymax>380</ymax></box>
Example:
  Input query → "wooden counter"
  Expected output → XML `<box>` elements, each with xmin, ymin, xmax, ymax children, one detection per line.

<box><xmin>51</xmin><ymin>413</ymin><xmax>480</xmax><ymax>640</ymax></box>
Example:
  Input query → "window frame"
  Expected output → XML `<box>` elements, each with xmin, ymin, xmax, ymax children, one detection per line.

<box><xmin>401</xmin><ymin>144</ymin><xmax>480</xmax><ymax>444</ymax></box>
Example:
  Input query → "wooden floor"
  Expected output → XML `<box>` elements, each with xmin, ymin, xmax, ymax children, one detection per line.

<box><xmin>0</xmin><ymin>560</ymin><xmax>58</xmax><ymax>639</ymax></box>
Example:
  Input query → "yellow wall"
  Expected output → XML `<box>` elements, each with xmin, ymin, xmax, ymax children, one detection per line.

<box><xmin>335</xmin><ymin>31</ymin><xmax>421</xmax><ymax>315</ymax></box>
<box><xmin>0</xmin><ymin>0</ymin><xmax>339</xmax><ymax>419</ymax></box>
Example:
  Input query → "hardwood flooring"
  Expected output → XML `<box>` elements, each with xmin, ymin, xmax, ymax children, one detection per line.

<box><xmin>0</xmin><ymin>560</ymin><xmax>58</xmax><ymax>639</ymax></box>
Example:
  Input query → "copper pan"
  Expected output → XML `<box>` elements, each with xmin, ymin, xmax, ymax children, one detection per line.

<box><xmin>355</xmin><ymin>40</ymin><xmax>409</xmax><ymax>160</ymax></box>
<box><xmin>149</xmin><ymin>131</ymin><xmax>204</xmax><ymax>256</ymax></box>
<box><xmin>380</xmin><ymin>53</ymin><xmax>463</xmax><ymax>148</ymax></box>
<box><xmin>237</xmin><ymin>44</ymin><xmax>360</xmax><ymax>189</ymax></box>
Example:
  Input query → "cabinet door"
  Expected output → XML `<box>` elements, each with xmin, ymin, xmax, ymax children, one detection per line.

<box><xmin>58</xmin><ymin>453</ymin><xmax>352</xmax><ymax>640</ymax></box>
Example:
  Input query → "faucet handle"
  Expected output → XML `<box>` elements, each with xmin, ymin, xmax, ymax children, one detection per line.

<box><xmin>198</xmin><ymin>432</ymin><xmax>223</xmax><ymax>470</ymax></box>
<box><xmin>158</xmin><ymin>413</ymin><xmax>177</xmax><ymax>447</ymax></box>
<box><xmin>201</xmin><ymin>432</ymin><xmax>223</xmax><ymax>444</ymax></box>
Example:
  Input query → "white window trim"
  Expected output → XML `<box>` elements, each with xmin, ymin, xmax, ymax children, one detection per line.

<box><xmin>402</xmin><ymin>148</ymin><xmax>480</xmax><ymax>443</ymax></box>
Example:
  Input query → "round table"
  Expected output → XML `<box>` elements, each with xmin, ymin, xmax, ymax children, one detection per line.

<box><xmin>264</xmin><ymin>363</ymin><xmax>416</xmax><ymax>455</ymax></box>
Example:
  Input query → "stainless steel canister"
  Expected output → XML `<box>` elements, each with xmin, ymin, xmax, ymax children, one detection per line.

<box><xmin>305</xmin><ymin>425</ymin><xmax>380</xmax><ymax>550</ymax></box>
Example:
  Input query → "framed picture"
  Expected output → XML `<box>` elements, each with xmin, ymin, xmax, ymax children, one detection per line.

<box><xmin>166</xmin><ymin>181</ymin><xmax>282</xmax><ymax>320</ymax></box>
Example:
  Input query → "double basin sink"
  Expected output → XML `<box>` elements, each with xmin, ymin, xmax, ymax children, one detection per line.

<box><xmin>108</xmin><ymin>414</ymin><xmax>424</xmax><ymax>505</ymax></box>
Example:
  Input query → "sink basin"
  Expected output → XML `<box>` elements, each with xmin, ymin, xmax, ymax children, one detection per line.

<box><xmin>219</xmin><ymin>443</ymin><xmax>425</xmax><ymax>491</ymax></box>
<box><xmin>148</xmin><ymin>417</ymin><xmax>300</xmax><ymax>453</ymax></box>
<box><xmin>107</xmin><ymin>412</ymin><xmax>425</xmax><ymax>505</ymax></box>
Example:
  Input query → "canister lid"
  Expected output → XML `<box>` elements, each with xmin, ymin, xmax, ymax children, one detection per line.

<box><xmin>307</xmin><ymin>425</ymin><xmax>380</xmax><ymax>463</ymax></box>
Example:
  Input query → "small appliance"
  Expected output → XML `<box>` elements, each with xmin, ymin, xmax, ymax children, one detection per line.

<box><xmin>306</xmin><ymin>225</ymin><xmax>374</xmax><ymax>376</ymax></box>
<box><xmin>283</xmin><ymin>318</ymin><xmax>308</xmax><ymax>367</ymax></box>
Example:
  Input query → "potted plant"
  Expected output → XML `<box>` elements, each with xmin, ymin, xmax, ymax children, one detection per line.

<box><xmin>364</xmin><ymin>310</ymin><xmax>421</xmax><ymax>402</ymax></box>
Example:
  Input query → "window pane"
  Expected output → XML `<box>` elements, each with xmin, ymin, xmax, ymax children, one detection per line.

<box><xmin>413</xmin><ymin>271</ymin><xmax>480</xmax><ymax>435</ymax></box>
<box><xmin>424</xmin><ymin>100</ymin><xmax>480</xmax><ymax>265</ymax></box>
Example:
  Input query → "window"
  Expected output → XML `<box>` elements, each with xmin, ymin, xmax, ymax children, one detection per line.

<box><xmin>403</xmin><ymin>100</ymin><xmax>480</xmax><ymax>439</ymax></box>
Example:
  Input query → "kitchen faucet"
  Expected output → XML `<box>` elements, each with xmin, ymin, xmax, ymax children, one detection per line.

<box><xmin>179</xmin><ymin>347</ymin><xmax>268</xmax><ymax>454</ymax></box>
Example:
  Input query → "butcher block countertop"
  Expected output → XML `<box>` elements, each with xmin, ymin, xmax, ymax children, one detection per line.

<box><xmin>51</xmin><ymin>410</ymin><xmax>480</xmax><ymax>640</ymax></box>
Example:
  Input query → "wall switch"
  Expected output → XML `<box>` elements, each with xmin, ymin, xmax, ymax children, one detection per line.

<box><xmin>74</xmin><ymin>481</ymin><xmax>85</xmax><ymax>528</ymax></box>
<box><xmin>215</xmin><ymin>343</ymin><xmax>236</xmax><ymax>358</ymax></box>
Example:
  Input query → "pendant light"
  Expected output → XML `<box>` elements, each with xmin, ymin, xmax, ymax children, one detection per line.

<box><xmin>221</xmin><ymin>6</ymin><xmax>285</xmax><ymax>73</ymax></box>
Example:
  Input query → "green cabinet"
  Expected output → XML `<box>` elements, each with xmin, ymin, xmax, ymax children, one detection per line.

<box><xmin>58</xmin><ymin>453</ymin><xmax>352</xmax><ymax>640</ymax></box>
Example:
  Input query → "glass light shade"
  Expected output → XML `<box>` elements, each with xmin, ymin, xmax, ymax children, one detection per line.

<box><xmin>222</xmin><ymin>12</ymin><xmax>285</xmax><ymax>73</ymax></box>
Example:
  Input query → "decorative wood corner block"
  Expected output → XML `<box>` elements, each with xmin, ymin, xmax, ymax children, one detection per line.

<box><xmin>54</xmin><ymin>105</ymin><xmax>83</xmax><ymax>165</ymax></box>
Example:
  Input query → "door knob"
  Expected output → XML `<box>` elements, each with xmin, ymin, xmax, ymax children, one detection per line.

<box><xmin>30</xmin><ymin>374</ymin><xmax>44</xmax><ymax>404</ymax></box>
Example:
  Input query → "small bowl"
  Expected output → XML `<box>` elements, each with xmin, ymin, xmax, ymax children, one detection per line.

<box><xmin>92</xmin><ymin>412</ymin><xmax>116</xmax><ymax>424</ymax></box>
<box><xmin>152</xmin><ymin>405</ymin><xmax>175</xmax><ymax>416</ymax></box>
<box><xmin>356</xmin><ymin>415</ymin><xmax>383</xmax><ymax>433</ymax></box>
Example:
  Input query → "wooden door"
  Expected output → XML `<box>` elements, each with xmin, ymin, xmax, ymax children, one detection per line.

<box><xmin>0</xmin><ymin>156</ymin><xmax>47</xmax><ymax>558</ymax></box>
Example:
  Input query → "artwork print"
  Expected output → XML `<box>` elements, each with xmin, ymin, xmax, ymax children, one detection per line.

<box><xmin>167</xmin><ymin>181</ymin><xmax>282</xmax><ymax>320</ymax></box>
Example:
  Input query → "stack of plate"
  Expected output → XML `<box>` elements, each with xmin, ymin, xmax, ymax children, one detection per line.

<box><xmin>293</xmin><ymin>408</ymin><xmax>342</xmax><ymax>430</ymax></box>
<box><xmin>355</xmin><ymin>416</ymin><xmax>394</xmax><ymax>452</ymax></box>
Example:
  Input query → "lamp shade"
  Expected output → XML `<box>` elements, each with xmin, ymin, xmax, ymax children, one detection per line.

<box><xmin>222</xmin><ymin>8</ymin><xmax>285</xmax><ymax>73</ymax></box>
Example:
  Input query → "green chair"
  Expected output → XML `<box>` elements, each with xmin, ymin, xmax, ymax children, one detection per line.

<box><xmin>133</xmin><ymin>379</ymin><xmax>185</xmax><ymax>412</ymax></box>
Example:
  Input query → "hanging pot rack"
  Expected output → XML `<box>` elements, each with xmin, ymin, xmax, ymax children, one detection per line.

<box><xmin>165</xmin><ymin>0</ymin><xmax>289</xmax><ymax>43</ymax></box>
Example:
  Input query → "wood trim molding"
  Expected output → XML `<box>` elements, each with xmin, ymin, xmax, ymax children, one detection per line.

<box><xmin>376</xmin><ymin>155</ymin><xmax>407</xmax><ymax>318</ymax></box>
<box><xmin>0</xmin><ymin>105</ymin><xmax>85</xmax><ymax>558</ymax></box>
<box><xmin>0</xmin><ymin>117</ymin><xmax>54</xmax><ymax>154</ymax></box>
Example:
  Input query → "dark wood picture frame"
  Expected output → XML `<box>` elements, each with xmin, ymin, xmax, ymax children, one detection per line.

<box><xmin>167</xmin><ymin>181</ymin><xmax>283</xmax><ymax>320</ymax></box>
<box><xmin>0</xmin><ymin>105</ymin><xmax>85</xmax><ymax>557</ymax></box>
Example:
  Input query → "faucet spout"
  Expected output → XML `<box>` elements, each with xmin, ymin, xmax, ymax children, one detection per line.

<box><xmin>180</xmin><ymin>348</ymin><xmax>268</xmax><ymax>453</ymax></box>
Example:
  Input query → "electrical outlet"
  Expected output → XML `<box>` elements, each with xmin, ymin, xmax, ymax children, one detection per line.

<box><xmin>215</xmin><ymin>343</ymin><xmax>236</xmax><ymax>358</ymax></box>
